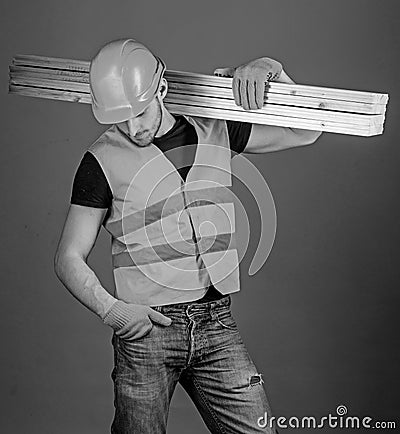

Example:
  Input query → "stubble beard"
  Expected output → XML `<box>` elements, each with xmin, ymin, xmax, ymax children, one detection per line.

<box><xmin>131</xmin><ymin>98</ymin><xmax>163</xmax><ymax>147</ymax></box>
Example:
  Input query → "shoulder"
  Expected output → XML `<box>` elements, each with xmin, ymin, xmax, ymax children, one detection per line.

<box><xmin>71</xmin><ymin>151</ymin><xmax>113</xmax><ymax>209</ymax></box>
<box><xmin>88</xmin><ymin>124</ymin><xmax>121</xmax><ymax>155</ymax></box>
<box><xmin>183</xmin><ymin>114</ymin><xmax>225</xmax><ymax>127</ymax></box>
<box><xmin>183</xmin><ymin>115</ymin><xmax>229</xmax><ymax>142</ymax></box>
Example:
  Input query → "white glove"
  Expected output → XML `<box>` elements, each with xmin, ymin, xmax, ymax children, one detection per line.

<box><xmin>102</xmin><ymin>300</ymin><xmax>172</xmax><ymax>341</ymax></box>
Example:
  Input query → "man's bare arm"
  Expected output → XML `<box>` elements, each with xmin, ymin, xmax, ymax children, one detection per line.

<box><xmin>54</xmin><ymin>204</ymin><xmax>116</xmax><ymax>319</ymax></box>
<box><xmin>54</xmin><ymin>204</ymin><xmax>171</xmax><ymax>340</ymax></box>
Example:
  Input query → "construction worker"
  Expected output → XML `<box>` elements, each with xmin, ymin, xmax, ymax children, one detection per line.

<box><xmin>54</xmin><ymin>39</ymin><xmax>322</xmax><ymax>433</ymax></box>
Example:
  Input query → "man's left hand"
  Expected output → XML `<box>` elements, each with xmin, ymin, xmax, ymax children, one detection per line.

<box><xmin>232</xmin><ymin>57</ymin><xmax>282</xmax><ymax>110</ymax></box>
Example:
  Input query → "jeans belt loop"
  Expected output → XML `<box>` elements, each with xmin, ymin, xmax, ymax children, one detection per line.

<box><xmin>209</xmin><ymin>302</ymin><xmax>218</xmax><ymax>320</ymax></box>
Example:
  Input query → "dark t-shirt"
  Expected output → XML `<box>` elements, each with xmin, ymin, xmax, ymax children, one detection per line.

<box><xmin>71</xmin><ymin>115</ymin><xmax>252</xmax><ymax>303</ymax></box>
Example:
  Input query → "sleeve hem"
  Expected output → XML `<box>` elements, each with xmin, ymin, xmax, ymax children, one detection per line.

<box><xmin>70</xmin><ymin>200</ymin><xmax>110</xmax><ymax>209</ymax></box>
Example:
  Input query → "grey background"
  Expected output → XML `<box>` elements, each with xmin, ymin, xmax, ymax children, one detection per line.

<box><xmin>1</xmin><ymin>0</ymin><xmax>399</xmax><ymax>432</ymax></box>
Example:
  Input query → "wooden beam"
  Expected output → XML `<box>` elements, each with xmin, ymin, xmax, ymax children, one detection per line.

<box><xmin>10</xmin><ymin>65</ymin><xmax>386</xmax><ymax>115</ymax></box>
<box><xmin>9</xmin><ymin>84</ymin><xmax>382</xmax><ymax>136</ymax></box>
<box><xmin>9</xmin><ymin>54</ymin><xmax>389</xmax><ymax>137</ymax></box>
<box><xmin>9</xmin><ymin>84</ymin><xmax>91</xmax><ymax>104</ymax></box>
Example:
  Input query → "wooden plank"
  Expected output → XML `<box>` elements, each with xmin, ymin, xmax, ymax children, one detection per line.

<box><xmin>167</xmin><ymin>82</ymin><xmax>387</xmax><ymax>115</ymax></box>
<box><xmin>9</xmin><ymin>84</ymin><xmax>382</xmax><ymax>136</ymax></box>
<box><xmin>10</xmin><ymin>65</ymin><xmax>386</xmax><ymax>114</ymax></box>
<box><xmin>11</xmin><ymin>55</ymin><xmax>389</xmax><ymax>105</ymax></box>
<box><xmin>165</xmin><ymin>93</ymin><xmax>384</xmax><ymax>126</ymax></box>
<box><xmin>9</xmin><ymin>84</ymin><xmax>91</xmax><ymax>104</ymax></box>
<box><xmin>166</xmin><ymin>70</ymin><xmax>389</xmax><ymax>105</ymax></box>
<box><xmin>13</xmin><ymin>54</ymin><xmax>90</xmax><ymax>72</ymax></box>
<box><xmin>10</xmin><ymin>74</ymin><xmax>385</xmax><ymax>127</ymax></box>
<box><xmin>10</xmin><ymin>76</ymin><xmax>89</xmax><ymax>93</ymax></box>
<box><xmin>10</xmin><ymin>65</ymin><xmax>90</xmax><ymax>83</ymax></box>
<box><xmin>165</xmin><ymin>103</ymin><xmax>382</xmax><ymax>136</ymax></box>
<box><xmin>9</xmin><ymin>54</ymin><xmax>388</xmax><ymax>136</ymax></box>
<box><xmin>11</xmin><ymin>66</ymin><xmax>385</xmax><ymax>115</ymax></box>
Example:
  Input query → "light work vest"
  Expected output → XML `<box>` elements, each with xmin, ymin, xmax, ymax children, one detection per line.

<box><xmin>88</xmin><ymin>115</ymin><xmax>240</xmax><ymax>306</ymax></box>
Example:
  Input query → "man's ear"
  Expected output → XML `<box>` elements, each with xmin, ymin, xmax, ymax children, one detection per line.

<box><xmin>158</xmin><ymin>78</ymin><xmax>168</xmax><ymax>100</ymax></box>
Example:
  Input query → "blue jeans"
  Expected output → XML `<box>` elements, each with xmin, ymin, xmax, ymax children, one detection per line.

<box><xmin>110</xmin><ymin>295</ymin><xmax>277</xmax><ymax>433</ymax></box>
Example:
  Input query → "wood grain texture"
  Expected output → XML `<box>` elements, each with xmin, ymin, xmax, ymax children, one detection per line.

<box><xmin>9</xmin><ymin>54</ymin><xmax>389</xmax><ymax>136</ymax></box>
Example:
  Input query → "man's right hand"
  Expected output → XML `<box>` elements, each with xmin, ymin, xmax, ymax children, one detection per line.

<box><xmin>102</xmin><ymin>300</ymin><xmax>172</xmax><ymax>341</ymax></box>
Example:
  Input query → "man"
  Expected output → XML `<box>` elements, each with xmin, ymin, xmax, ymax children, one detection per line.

<box><xmin>54</xmin><ymin>39</ymin><xmax>322</xmax><ymax>433</ymax></box>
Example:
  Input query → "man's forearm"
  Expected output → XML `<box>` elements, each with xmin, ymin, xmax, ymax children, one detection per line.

<box><xmin>54</xmin><ymin>254</ymin><xmax>117</xmax><ymax>319</ymax></box>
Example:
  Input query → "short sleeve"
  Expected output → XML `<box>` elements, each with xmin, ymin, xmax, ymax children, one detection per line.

<box><xmin>70</xmin><ymin>151</ymin><xmax>113</xmax><ymax>209</ymax></box>
<box><xmin>226</xmin><ymin>120</ymin><xmax>252</xmax><ymax>155</ymax></box>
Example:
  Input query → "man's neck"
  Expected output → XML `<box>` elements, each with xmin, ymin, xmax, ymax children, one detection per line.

<box><xmin>156</xmin><ymin>106</ymin><xmax>176</xmax><ymax>138</ymax></box>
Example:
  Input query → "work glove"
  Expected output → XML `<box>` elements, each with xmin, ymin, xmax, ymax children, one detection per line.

<box><xmin>214</xmin><ymin>57</ymin><xmax>282</xmax><ymax>111</ymax></box>
<box><xmin>102</xmin><ymin>300</ymin><xmax>172</xmax><ymax>341</ymax></box>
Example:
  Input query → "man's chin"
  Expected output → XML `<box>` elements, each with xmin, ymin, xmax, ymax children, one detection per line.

<box><xmin>131</xmin><ymin>135</ymin><xmax>154</xmax><ymax>147</ymax></box>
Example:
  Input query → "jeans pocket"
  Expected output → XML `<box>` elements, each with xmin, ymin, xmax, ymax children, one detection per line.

<box><xmin>215</xmin><ymin>310</ymin><xmax>238</xmax><ymax>331</ymax></box>
<box><xmin>116</xmin><ymin>326</ymin><xmax>161</xmax><ymax>364</ymax></box>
